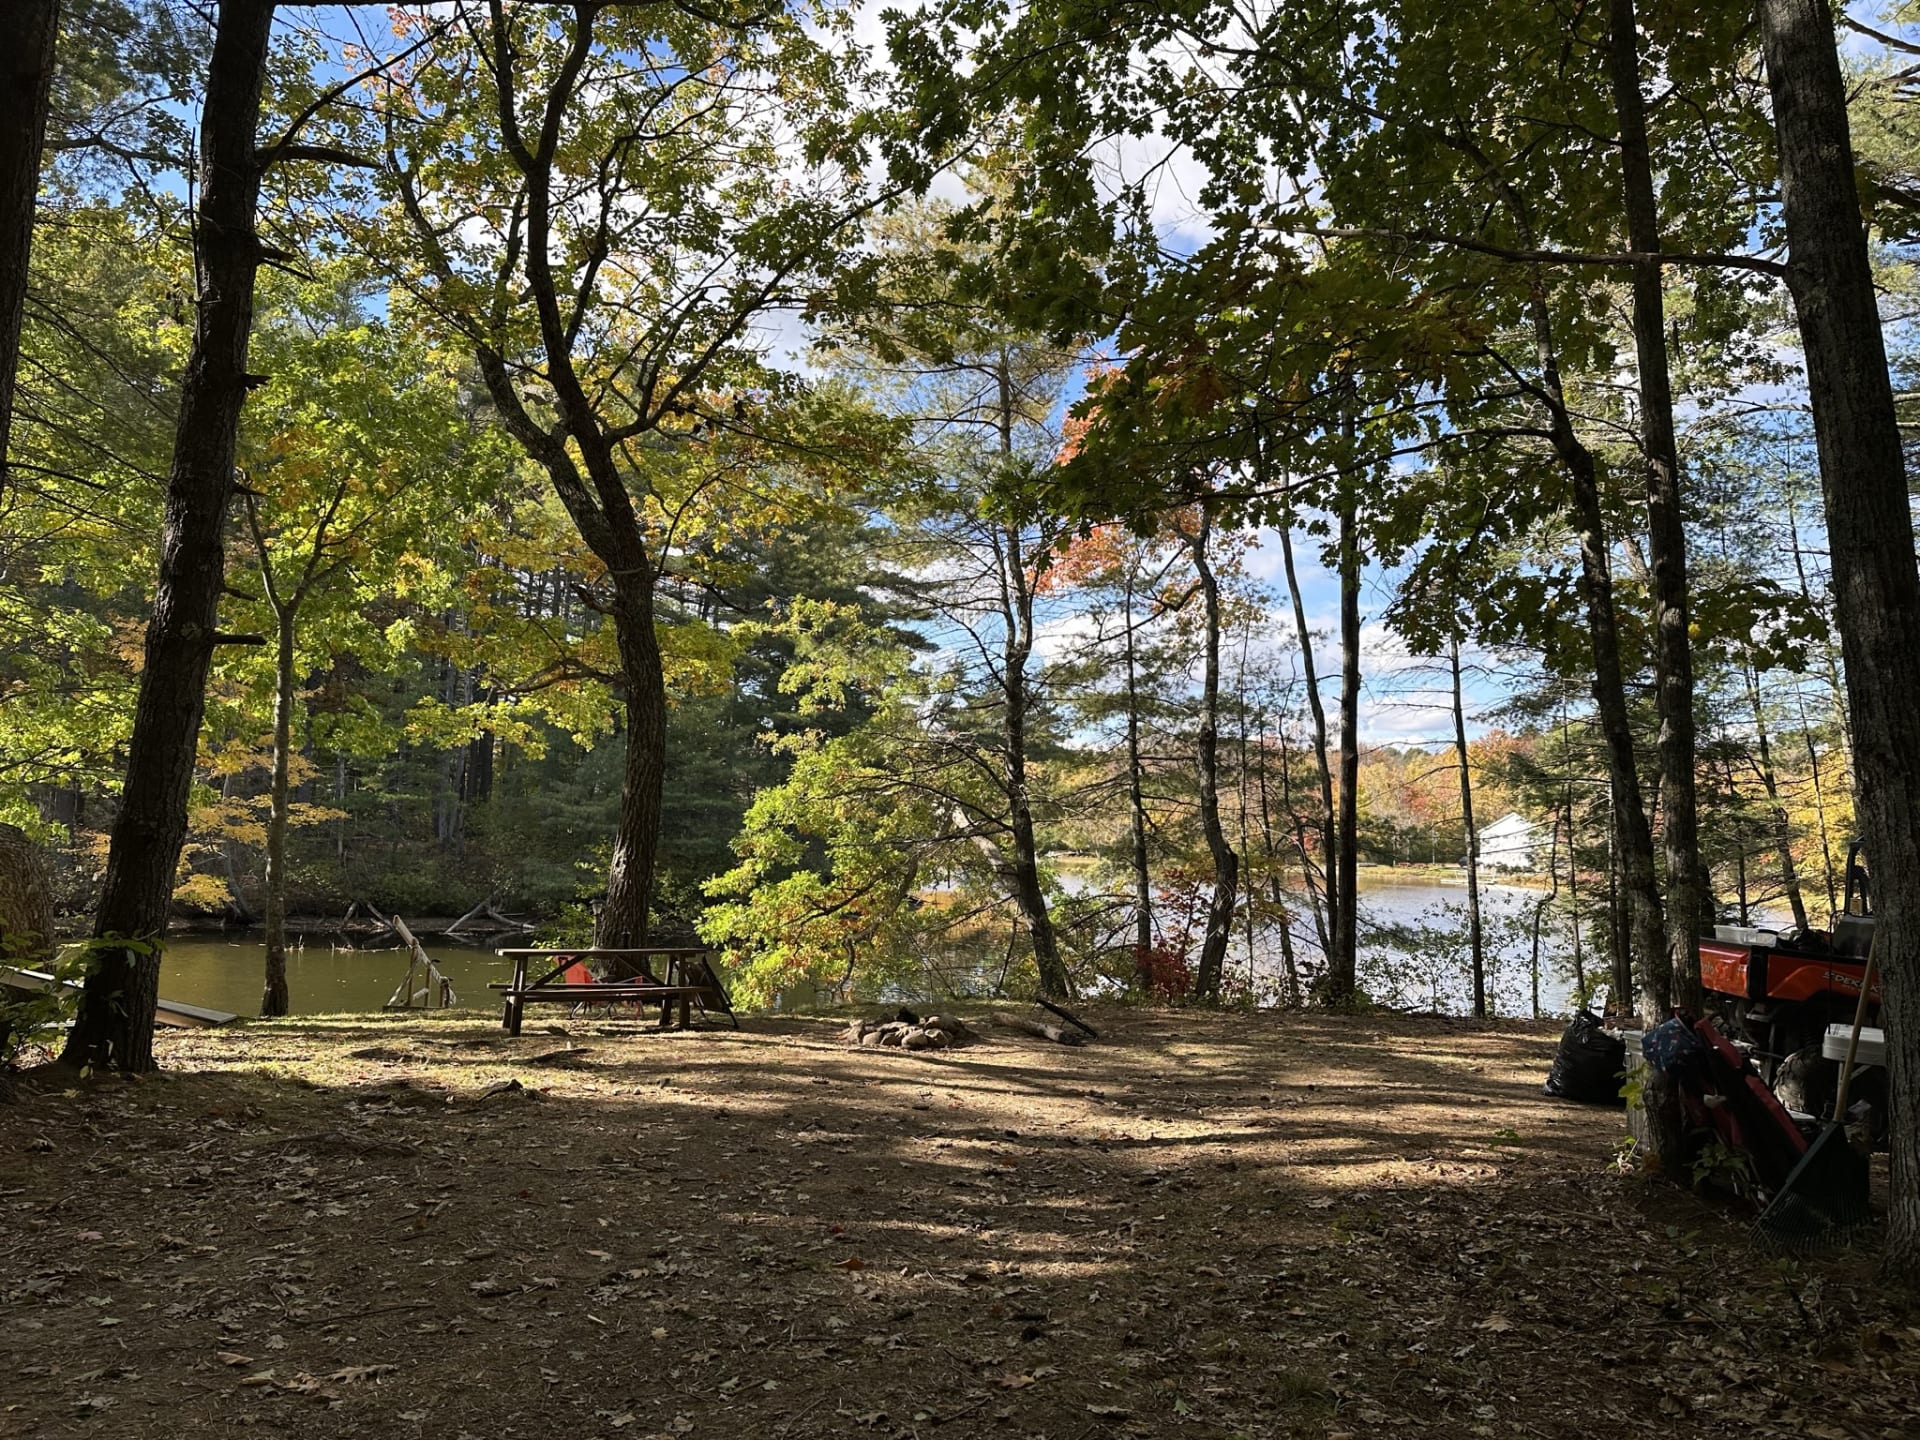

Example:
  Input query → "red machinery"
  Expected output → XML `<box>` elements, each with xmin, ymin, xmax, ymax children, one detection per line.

<box><xmin>1698</xmin><ymin>842</ymin><xmax>1883</xmax><ymax>1123</ymax></box>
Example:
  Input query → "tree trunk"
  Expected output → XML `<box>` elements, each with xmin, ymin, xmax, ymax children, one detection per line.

<box><xmin>261</xmin><ymin>608</ymin><xmax>294</xmax><ymax>1017</ymax></box>
<box><xmin>1532</xmin><ymin>815</ymin><xmax>1561</xmax><ymax>1020</ymax></box>
<box><xmin>1609</xmin><ymin>798</ymin><xmax>1632</xmax><ymax>1012</ymax></box>
<box><xmin>1237</xmin><ymin>624</ymin><xmax>1260</xmax><ymax>997</ymax></box>
<box><xmin>999</xmin><ymin>519</ymin><xmax>1069</xmax><ymax>1000</ymax></box>
<box><xmin>1278</xmin><ymin>518</ymin><xmax>1337</xmax><ymax>962</ymax></box>
<box><xmin>986</xmin><ymin>354</ymin><xmax>1069</xmax><ymax>1001</ymax></box>
<box><xmin>1124</xmin><ymin>567</ymin><xmax>1154</xmax><ymax>988</ymax></box>
<box><xmin>1796</xmin><ymin>689</ymin><xmax>1840</xmax><ymax>917</ymax></box>
<box><xmin>1450</xmin><ymin>639</ymin><xmax>1486</xmax><ymax>1019</ymax></box>
<box><xmin>1747</xmin><ymin>664</ymin><xmax>1810</xmax><ymax>932</ymax></box>
<box><xmin>598</xmin><ymin>577</ymin><xmax>668</xmax><ymax>948</ymax></box>
<box><xmin>1328</xmin><ymin>481</ymin><xmax>1361</xmax><ymax>1004</ymax></box>
<box><xmin>0</xmin><ymin>0</ymin><xmax>59</xmax><ymax>501</ymax></box>
<box><xmin>1607</xmin><ymin>0</ymin><xmax>1707</xmax><ymax>1010</ymax></box>
<box><xmin>1524</xmin><ymin>281</ymin><xmax>1670</xmax><ymax>1019</ymax></box>
<box><xmin>62</xmin><ymin>0</ymin><xmax>274</xmax><ymax>1073</ymax></box>
<box><xmin>1758</xmin><ymin>0</ymin><xmax>1920</xmax><ymax>1281</ymax></box>
<box><xmin>1256</xmin><ymin>720</ymin><xmax>1303</xmax><ymax>1006</ymax></box>
<box><xmin>1188</xmin><ymin>506</ymin><xmax>1239</xmax><ymax>1002</ymax></box>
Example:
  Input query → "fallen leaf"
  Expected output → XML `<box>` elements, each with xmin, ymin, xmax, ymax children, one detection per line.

<box><xmin>216</xmin><ymin>1352</ymin><xmax>254</xmax><ymax>1367</ymax></box>
<box><xmin>1476</xmin><ymin>1314</ymin><xmax>1514</xmax><ymax>1334</ymax></box>
<box><xmin>327</xmin><ymin>1364</ymin><xmax>397</xmax><ymax>1384</ymax></box>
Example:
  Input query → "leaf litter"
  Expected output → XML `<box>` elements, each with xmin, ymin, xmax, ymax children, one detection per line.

<box><xmin>0</xmin><ymin>1005</ymin><xmax>1914</xmax><ymax>1438</ymax></box>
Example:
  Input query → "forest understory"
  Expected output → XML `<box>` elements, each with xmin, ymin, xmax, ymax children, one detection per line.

<box><xmin>2</xmin><ymin>1008</ymin><xmax>1913</xmax><ymax>1440</ymax></box>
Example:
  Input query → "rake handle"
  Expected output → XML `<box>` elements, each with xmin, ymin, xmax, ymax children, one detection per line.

<box><xmin>1832</xmin><ymin>925</ymin><xmax>1879</xmax><ymax>1124</ymax></box>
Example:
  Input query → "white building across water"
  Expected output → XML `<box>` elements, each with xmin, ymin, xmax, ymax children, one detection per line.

<box><xmin>1477</xmin><ymin>812</ymin><xmax>1541</xmax><ymax>872</ymax></box>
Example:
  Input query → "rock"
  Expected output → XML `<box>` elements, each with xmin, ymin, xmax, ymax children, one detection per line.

<box><xmin>859</xmin><ymin>1029</ymin><xmax>886</xmax><ymax>1048</ymax></box>
<box><xmin>900</xmin><ymin>1028</ymin><xmax>940</xmax><ymax>1051</ymax></box>
<box><xmin>878</xmin><ymin>1027</ymin><xmax>906</xmax><ymax>1047</ymax></box>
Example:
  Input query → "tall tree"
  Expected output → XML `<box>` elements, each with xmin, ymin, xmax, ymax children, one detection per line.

<box><xmin>1450</xmin><ymin>640</ymin><xmax>1488</xmax><ymax>1019</ymax></box>
<box><xmin>1184</xmin><ymin>497</ymin><xmax>1239</xmax><ymax>1001</ymax></box>
<box><xmin>375</xmin><ymin>0</ymin><xmax>872</xmax><ymax>948</ymax></box>
<box><xmin>1606</xmin><ymin>0</ymin><xmax>1707</xmax><ymax>1008</ymax></box>
<box><xmin>1757</xmin><ymin>0</ymin><xmax>1920</xmax><ymax>1281</ymax></box>
<box><xmin>62</xmin><ymin>0</ymin><xmax>276</xmax><ymax>1071</ymax></box>
<box><xmin>0</xmin><ymin>0</ymin><xmax>61</xmax><ymax>499</ymax></box>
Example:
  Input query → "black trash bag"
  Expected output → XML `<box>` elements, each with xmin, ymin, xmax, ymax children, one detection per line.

<box><xmin>1543</xmin><ymin>1010</ymin><xmax>1627</xmax><ymax>1106</ymax></box>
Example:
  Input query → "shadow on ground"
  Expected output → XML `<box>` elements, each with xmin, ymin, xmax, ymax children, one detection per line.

<box><xmin>1</xmin><ymin>1005</ymin><xmax>1911</xmax><ymax>1439</ymax></box>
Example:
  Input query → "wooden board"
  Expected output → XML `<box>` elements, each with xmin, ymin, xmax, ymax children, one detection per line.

<box><xmin>0</xmin><ymin>965</ymin><xmax>238</xmax><ymax>1028</ymax></box>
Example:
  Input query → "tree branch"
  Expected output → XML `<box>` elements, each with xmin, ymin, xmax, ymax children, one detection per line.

<box><xmin>1266</xmin><ymin>221</ymin><xmax>1791</xmax><ymax>280</ymax></box>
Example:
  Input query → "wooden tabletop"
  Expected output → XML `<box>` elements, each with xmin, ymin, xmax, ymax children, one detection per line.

<box><xmin>495</xmin><ymin>946</ymin><xmax>713</xmax><ymax>956</ymax></box>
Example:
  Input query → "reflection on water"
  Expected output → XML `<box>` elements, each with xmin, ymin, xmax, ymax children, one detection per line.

<box><xmin>1350</xmin><ymin>876</ymin><xmax>1579</xmax><ymax>1017</ymax></box>
<box><xmin>144</xmin><ymin>871</ymin><xmax>1585</xmax><ymax>1021</ymax></box>
<box><xmin>152</xmin><ymin>936</ymin><xmax>517</xmax><ymax>1018</ymax></box>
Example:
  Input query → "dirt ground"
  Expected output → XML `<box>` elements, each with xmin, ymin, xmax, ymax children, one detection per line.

<box><xmin>2</xmin><ymin>1006</ymin><xmax>1915</xmax><ymax>1440</ymax></box>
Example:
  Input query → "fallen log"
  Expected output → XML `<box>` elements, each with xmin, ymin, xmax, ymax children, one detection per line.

<box><xmin>444</xmin><ymin>898</ymin><xmax>491</xmax><ymax>936</ymax></box>
<box><xmin>989</xmin><ymin>1011</ymin><xmax>1086</xmax><ymax>1046</ymax></box>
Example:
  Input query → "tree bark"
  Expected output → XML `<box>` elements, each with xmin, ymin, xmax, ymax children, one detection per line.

<box><xmin>1758</xmin><ymin>0</ymin><xmax>1920</xmax><ymax>1281</ymax></box>
<box><xmin>1277</xmin><ymin>520</ymin><xmax>1336</xmax><ymax>960</ymax></box>
<box><xmin>1256</xmin><ymin>718</ymin><xmax>1304</xmax><ymax>1006</ymax></box>
<box><xmin>261</xmin><ymin>609</ymin><xmax>294</xmax><ymax>1017</ymax></box>
<box><xmin>0</xmin><ymin>0</ymin><xmax>59</xmax><ymax>501</ymax></box>
<box><xmin>62</xmin><ymin>0</ymin><xmax>274</xmax><ymax>1072</ymax></box>
<box><xmin>1450</xmin><ymin>639</ymin><xmax>1487</xmax><ymax>1019</ymax></box>
<box><xmin>1123</xmin><ymin>565</ymin><xmax>1154</xmax><ymax>987</ymax></box>
<box><xmin>1001</xmin><ymin>526</ymin><xmax>1069</xmax><ymax>998</ymax></box>
<box><xmin>1328</xmin><ymin>479</ymin><xmax>1361</xmax><ymax>1004</ymax></box>
<box><xmin>1607</xmin><ymin>0</ymin><xmax>1708</xmax><ymax>1010</ymax></box>
<box><xmin>599</xmin><ymin>576</ymin><xmax>669</xmax><ymax>948</ymax></box>
<box><xmin>1524</xmin><ymin>281</ymin><xmax>1671</xmax><ymax>1020</ymax></box>
<box><xmin>990</xmin><ymin>356</ymin><xmax>1068</xmax><ymax>1000</ymax></box>
<box><xmin>1609</xmin><ymin>796</ymin><xmax>1632</xmax><ymax>1011</ymax></box>
<box><xmin>1795</xmin><ymin>689</ymin><xmax>1840</xmax><ymax>917</ymax></box>
<box><xmin>1746</xmin><ymin>664</ymin><xmax>1810</xmax><ymax>933</ymax></box>
<box><xmin>1187</xmin><ymin>504</ymin><xmax>1239</xmax><ymax>1001</ymax></box>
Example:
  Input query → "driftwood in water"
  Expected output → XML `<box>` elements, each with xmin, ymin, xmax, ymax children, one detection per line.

<box><xmin>445</xmin><ymin>898</ymin><xmax>535</xmax><ymax>937</ymax></box>
<box><xmin>990</xmin><ymin>1011</ymin><xmax>1086</xmax><ymax>1046</ymax></box>
<box><xmin>383</xmin><ymin>915</ymin><xmax>457</xmax><ymax>1010</ymax></box>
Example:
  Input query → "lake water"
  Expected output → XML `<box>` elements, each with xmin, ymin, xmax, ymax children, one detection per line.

<box><xmin>141</xmin><ymin>871</ymin><xmax>1587</xmax><ymax>1020</ymax></box>
<box><xmin>154</xmin><ymin>936</ymin><xmax>518</xmax><ymax>1018</ymax></box>
<box><xmin>1325</xmin><ymin>874</ymin><xmax>1582</xmax><ymax>1017</ymax></box>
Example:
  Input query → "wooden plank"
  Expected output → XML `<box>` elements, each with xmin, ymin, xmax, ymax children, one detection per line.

<box><xmin>495</xmin><ymin>947</ymin><xmax>713</xmax><ymax>957</ymax></box>
<box><xmin>487</xmin><ymin>985</ymin><xmax>707</xmax><ymax>998</ymax></box>
<box><xmin>1</xmin><ymin>966</ymin><xmax>238</xmax><ymax>1027</ymax></box>
<box><xmin>155</xmin><ymin>998</ymin><xmax>239</xmax><ymax>1028</ymax></box>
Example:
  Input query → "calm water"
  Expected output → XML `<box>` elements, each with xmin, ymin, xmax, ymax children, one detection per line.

<box><xmin>143</xmin><ymin>872</ymin><xmax>1585</xmax><ymax>1020</ymax></box>
<box><xmin>1351</xmin><ymin>875</ymin><xmax>1580</xmax><ymax>1016</ymax></box>
<box><xmin>154</xmin><ymin>936</ymin><xmax>518</xmax><ymax>1018</ymax></box>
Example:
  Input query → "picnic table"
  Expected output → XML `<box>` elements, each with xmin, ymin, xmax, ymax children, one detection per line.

<box><xmin>490</xmin><ymin>948</ymin><xmax>738</xmax><ymax>1036</ymax></box>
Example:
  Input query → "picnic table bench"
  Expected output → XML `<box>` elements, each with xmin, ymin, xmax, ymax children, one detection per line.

<box><xmin>490</xmin><ymin>948</ymin><xmax>738</xmax><ymax>1036</ymax></box>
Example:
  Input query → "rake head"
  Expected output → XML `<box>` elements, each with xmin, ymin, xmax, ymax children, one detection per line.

<box><xmin>1753</xmin><ymin>1124</ymin><xmax>1873</xmax><ymax>1251</ymax></box>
